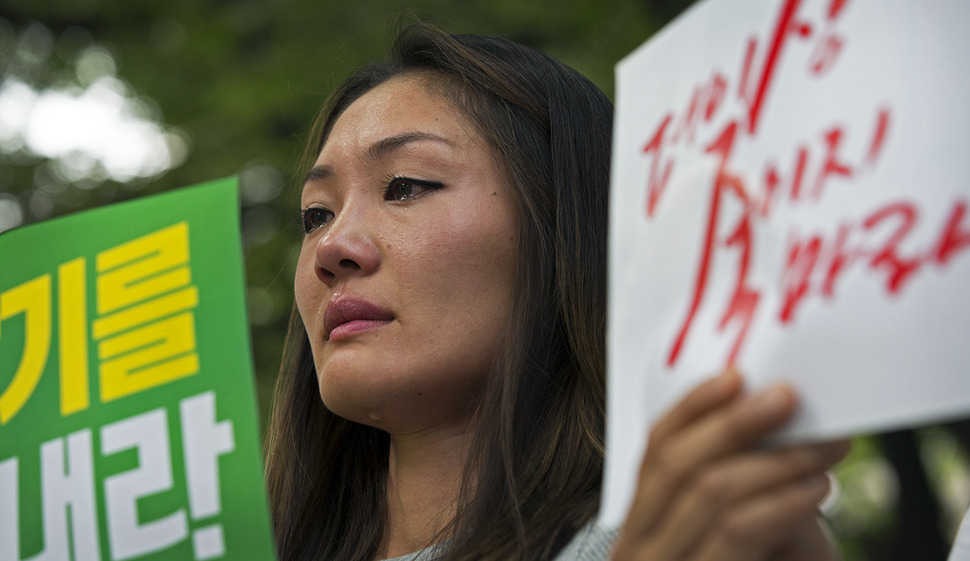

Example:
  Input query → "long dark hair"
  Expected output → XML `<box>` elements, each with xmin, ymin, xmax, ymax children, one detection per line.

<box><xmin>264</xmin><ymin>22</ymin><xmax>612</xmax><ymax>561</ymax></box>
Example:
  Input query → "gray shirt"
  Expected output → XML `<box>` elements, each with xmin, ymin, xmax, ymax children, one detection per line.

<box><xmin>380</xmin><ymin>521</ymin><xmax>618</xmax><ymax>561</ymax></box>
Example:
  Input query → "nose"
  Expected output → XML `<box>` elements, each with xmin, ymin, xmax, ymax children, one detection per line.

<box><xmin>313</xmin><ymin>210</ymin><xmax>380</xmax><ymax>283</ymax></box>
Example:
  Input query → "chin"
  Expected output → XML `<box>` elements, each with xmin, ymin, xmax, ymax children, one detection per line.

<box><xmin>318</xmin><ymin>369</ymin><xmax>402</xmax><ymax>425</ymax></box>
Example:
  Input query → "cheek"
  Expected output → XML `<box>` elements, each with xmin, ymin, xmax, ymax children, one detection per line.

<box><xmin>293</xmin><ymin>247</ymin><xmax>320</xmax><ymax>324</ymax></box>
<box><xmin>399</xmin><ymin>211</ymin><xmax>518</xmax><ymax>321</ymax></box>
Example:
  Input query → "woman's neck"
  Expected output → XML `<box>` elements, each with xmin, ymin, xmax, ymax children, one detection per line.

<box><xmin>380</xmin><ymin>424</ymin><xmax>472</xmax><ymax>559</ymax></box>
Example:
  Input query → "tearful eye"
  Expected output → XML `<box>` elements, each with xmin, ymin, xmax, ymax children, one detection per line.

<box><xmin>383</xmin><ymin>176</ymin><xmax>442</xmax><ymax>202</ymax></box>
<box><xmin>302</xmin><ymin>207</ymin><xmax>334</xmax><ymax>234</ymax></box>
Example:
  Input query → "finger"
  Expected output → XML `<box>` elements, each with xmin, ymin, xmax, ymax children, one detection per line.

<box><xmin>648</xmin><ymin>369</ymin><xmax>743</xmax><ymax>446</ymax></box>
<box><xmin>767</xmin><ymin>518</ymin><xmax>842</xmax><ymax>561</ymax></box>
<box><xmin>652</xmin><ymin>440</ymin><xmax>849</xmax><ymax>559</ymax></box>
<box><xmin>629</xmin><ymin>384</ymin><xmax>798</xmax><ymax>532</ymax></box>
<box><xmin>662</xmin><ymin>384</ymin><xmax>798</xmax><ymax>474</ymax></box>
<box><xmin>611</xmin><ymin>474</ymin><xmax>832</xmax><ymax>561</ymax></box>
<box><xmin>625</xmin><ymin>370</ymin><xmax>742</xmax><ymax>531</ymax></box>
<box><xmin>692</xmin><ymin>473</ymin><xmax>832</xmax><ymax>561</ymax></box>
<box><xmin>623</xmin><ymin>370</ymin><xmax>743</xmax><ymax>530</ymax></box>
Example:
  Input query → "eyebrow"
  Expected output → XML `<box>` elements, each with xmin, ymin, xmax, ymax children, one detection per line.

<box><xmin>303</xmin><ymin>131</ymin><xmax>456</xmax><ymax>186</ymax></box>
<box><xmin>366</xmin><ymin>131</ymin><xmax>455</xmax><ymax>161</ymax></box>
<box><xmin>303</xmin><ymin>165</ymin><xmax>334</xmax><ymax>185</ymax></box>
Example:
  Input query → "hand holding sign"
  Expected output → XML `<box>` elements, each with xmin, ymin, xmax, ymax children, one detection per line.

<box><xmin>611</xmin><ymin>370</ymin><xmax>849</xmax><ymax>561</ymax></box>
<box><xmin>604</xmin><ymin>0</ymin><xmax>970</xmax><ymax>526</ymax></box>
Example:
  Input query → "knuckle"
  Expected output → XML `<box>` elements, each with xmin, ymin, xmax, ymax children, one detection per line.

<box><xmin>646</xmin><ymin>423</ymin><xmax>669</xmax><ymax>449</ymax></box>
<box><xmin>779</xmin><ymin>448</ymin><xmax>815</xmax><ymax>474</ymax></box>
<box><xmin>782</xmin><ymin>445</ymin><xmax>835</xmax><ymax>476</ymax></box>
<box><xmin>724</xmin><ymin>407</ymin><xmax>757</xmax><ymax>439</ymax></box>
<box><xmin>640</xmin><ymin>429</ymin><xmax>672</xmax><ymax>477</ymax></box>
<box><xmin>717</xmin><ymin>511</ymin><xmax>762</xmax><ymax>549</ymax></box>
<box><xmin>638</xmin><ymin>450</ymin><xmax>658</xmax><ymax>481</ymax></box>
<box><xmin>695</xmin><ymin>469</ymin><xmax>730</xmax><ymax>504</ymax></box>
<box><xmin>653</xmin><ymin>445</ymin><xmax>689</xmax><ymax>485</ymax></box>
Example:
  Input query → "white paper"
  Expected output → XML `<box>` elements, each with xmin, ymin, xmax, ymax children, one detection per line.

<box><xmin>603</xmin><ymin>0</ymin><xmax>970</xmax><ymax>526</ymax></box>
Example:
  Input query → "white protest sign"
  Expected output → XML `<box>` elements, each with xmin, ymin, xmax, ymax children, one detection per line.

<box><xmin>603</xmin><ymin>0</ymin><xmax>970</xmax><ymax>526</ymax></box>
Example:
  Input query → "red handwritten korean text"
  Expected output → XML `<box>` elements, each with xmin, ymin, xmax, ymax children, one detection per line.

<box><xmin>636</xmin><ymin>0</ymin><xmax>970</xmax><ymax>370</ymax></box>
<box><xmin>780</xmin><ymin>199</ymin><xmax>970</xmax><ymax>323</ymax></box>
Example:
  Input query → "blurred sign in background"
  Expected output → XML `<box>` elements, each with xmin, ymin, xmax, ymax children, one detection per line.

<box><xmin>0</xmin><ymin>180</ymin><xmax>276</xmax><ymax>561</ymax></box>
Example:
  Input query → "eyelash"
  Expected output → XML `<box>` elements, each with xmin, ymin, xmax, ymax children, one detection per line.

<box><xmin>382</xmin><ymin>175</ymin><xmax>443</xmax><ymax>202</ymax></box>
<box><xmin>300</xmin><ymin>175</ymin><xmax>444</xmax><ymax>235</ymax></box>
<box><xmin>300</xmin><ymin>206</ymin><xmax>334</xmax><ymax>235</ymax></box>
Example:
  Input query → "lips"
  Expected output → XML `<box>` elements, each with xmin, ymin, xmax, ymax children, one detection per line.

<box><xmin>323</xmin><ymin>296</ymin><xmax>394</xmax><ymax>341</ymax></box>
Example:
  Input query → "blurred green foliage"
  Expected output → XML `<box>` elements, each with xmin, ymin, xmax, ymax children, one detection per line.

<box><xmin>0</xmin><ymin>0</ymin><xmax>688</xmax><ymax>421</ymax></box>
<box><xmin>1</xmin><ymin>1</ymin><xmax>967</xmax><ymax>560</ymax></box>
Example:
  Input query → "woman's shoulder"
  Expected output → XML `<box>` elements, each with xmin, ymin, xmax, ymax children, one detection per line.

<box><xmin>380</xmin><ymin>541</ymin><xmax>449</xmax><ymax>561</ymax></box>
<box><xmin>380</xmin><ymin>543</ymin><xmax>446</xmax><ymax>561</ymax></box>
<box><xmin>378</xmin><ymin>521</ymin><xmax>618</xmax><ymax>561</ymax></box>
<box><xmin>552</xmin><ymin>520</ymin><xmax>619</xmax><ymax>561</ymax></box>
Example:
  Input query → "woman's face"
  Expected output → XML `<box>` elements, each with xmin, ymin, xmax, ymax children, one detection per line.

<box><xmin>295</xmin><ymin>74</ymin><xmax>519</xmax><ymax>434</ymax></box>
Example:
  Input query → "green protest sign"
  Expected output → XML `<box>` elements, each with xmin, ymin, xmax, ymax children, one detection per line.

<box><xmin>0</xmin><ymin>178</ymin><xmax>277</xmax><ymax>561</ymax></box>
